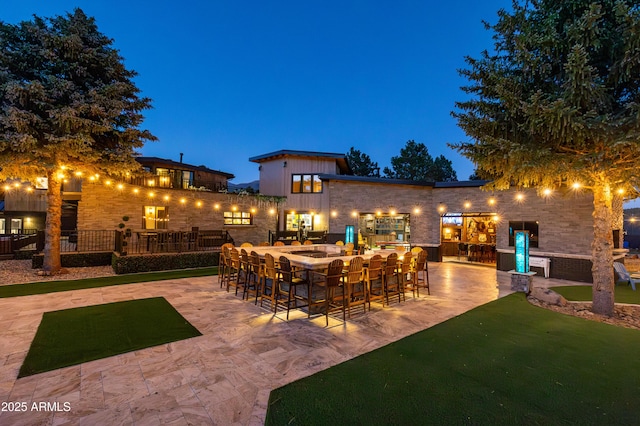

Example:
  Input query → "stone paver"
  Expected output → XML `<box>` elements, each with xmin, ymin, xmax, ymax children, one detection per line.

<box><xmin>0</xmin><ymin>263</ymin><xmax>576</xmax><ymax>425</ymax></box>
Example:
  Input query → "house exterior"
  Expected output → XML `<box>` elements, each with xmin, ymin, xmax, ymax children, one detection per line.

<box><xmin>249</xmin><ymin>149</ymin><xmax>625</xmax><ymax>282</ymax></box>
<box><xmin>2</xmin><ymin>149</ymin><xmax>626</xmax><ymax>283</ymax></box>
<box><xmin>0</xmin><ymin>178</ymin><xmax>82</xmax><ymax>234</ymax></box>
<box><xmin>134</xmin><ymin>156</ymin><xmax>234</xmax><ymax>192</ymax></box>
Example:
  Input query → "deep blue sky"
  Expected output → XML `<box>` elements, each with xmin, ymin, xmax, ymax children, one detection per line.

<box><xmin>4</xmin><ymin>1</ymin><xmax>513</xmax><ymax>183</ymax></box>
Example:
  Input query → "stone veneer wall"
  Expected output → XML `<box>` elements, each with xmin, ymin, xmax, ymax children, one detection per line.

<box><xmin>324</xmin><ymin>180</ymin><xmax>613</xmax><ymax>281</ymax></box>
<box><xmin>77</xmin><ymin>182</ymin><xmax>275</xmax><ymax>246</ymax></box>
<box><xmin>326</xmin><ymin>180</ymin><xmax>433</xmax><ymax>246</ymax></box>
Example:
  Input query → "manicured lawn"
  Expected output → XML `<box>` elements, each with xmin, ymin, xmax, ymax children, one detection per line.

<box><xmin>551</xmin><ymin>284</ymin><xmax>640</xmax><ymax>304</ymax></box>
<box><xmin>0</xmin><ymin>267</ymin><xmax>217</xmax><ymax>298</ymax></box>
<box><xmin>19</xmin><ymin>297</ymin><xmax>202</xmax><ymax>377</ymax></box>
<box><xmin>266</xmin><ymin>293</ymin><xmax>640</xmax><ymax>425</ymax></box>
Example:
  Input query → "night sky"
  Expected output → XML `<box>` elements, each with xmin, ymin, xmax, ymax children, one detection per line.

<box><xmin>4</xmin><ymin>0</ymin><xmax>519</xmax><ymax>184</ymax></box>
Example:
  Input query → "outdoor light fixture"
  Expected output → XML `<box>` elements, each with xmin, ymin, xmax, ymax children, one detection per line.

<box><xmin>514</xmin><ymin>230</ymin><xmax>530</xmax><ymax>274</ymax></box>
<box><xmin>543</xmin><ymin>188</ymin><xmax>552</xmax><ymax>197</ymax></box>
<box><xmin>488</xmin><ymin>197</ymin><xmax>496</xmax><ymax>206</ymax></box>
<box><xmin>464</xmin><ymin>201</ymin><xmax>471</xmax><ymax>209</ymax></box>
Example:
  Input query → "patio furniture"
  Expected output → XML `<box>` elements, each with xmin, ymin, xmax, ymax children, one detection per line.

<box><xmin>309</xmin><ymin>258</ymin><xmax>345</xmax><ymax>325</ymax></box>
<box><xmin>398</xmin><ymin>252</ymin><xmax>413</xmax><ymax>299</ymax></box>
<box><xmin>344</xmin><ymin>256</ymin><xmax>367</xmax><ymax>318</ymax></box>
<box><xmin>613</xmin><ymin>262</ymin><xmax>639</xmax><ymax>291</ymax></box>
<box><xmin>383</xmin><ymin>252</ymin><xmax>402</xmax><ymax>305</ymax></box>
<box><xmin>412</xmin><ymin>250</ymin><xmax>429</xmax><ymax>296</ymax></box>
<box><xmin>276</xmin><ymin>256</ymin><xmax>309</xmax><ymax>319</ymax></box>
<box><xmin>344</xmin><ymin>242</ymin><xmax>354</xmax><ymax>255</ymax></box>
<box><xmin>226</xmin><ymin>248</ymin><xmax>241</xmax><ymax>294</ymax></box>
<box><xmin>260</xmin><ymin>253</ymin><xmax>279</xmax><ymax>311</ymax></box>
<box><xmin>365</xmin><ymin>254</ymin><xmax>385</xmax><ymax>308</ymax></box>
<box><xmin>241</xmin><ymin>251</ymin><xmax>262</xmax><ymax>303</ymax></box>
<box><xmin>457</xmin><ymin>243</ymin><xmax>467</xmax><ymax>260</ymax></box>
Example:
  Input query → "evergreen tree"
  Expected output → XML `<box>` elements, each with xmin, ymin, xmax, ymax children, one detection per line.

<box><xmin>0</xmin><ymin>9</ymin><xmax>156</xmax><ymax>274</ymax></box>
<box><xmin>451</xmin><ymin>0</ymin><xmax>640</xmax><ymax>315</ymax></box>
<box><xmin>384</xmin><ymin>140</ymin><xmax>458</xmax><ymax>182</ymax></box>
<box><xmin>346</xmin><ymin>147</ymin><xmax>380</xmax><ymax>177</ymax></box>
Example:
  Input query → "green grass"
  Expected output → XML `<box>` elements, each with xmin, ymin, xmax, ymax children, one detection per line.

<box><xmin>551</xmin><ymin>284</ymin><xmax>640</xmax><ymax>304</ymax></box>
<box><xmin>266</xmin><ymin>293</ymin><xmax>640</xmax><ymax>425</ymax></box>
<box><xmin>18</xmin><ymin>297</ymin><xmax>202</xmax><ymax>378</ymax></box>
<box><xmin>0</xmin><ymin>267</ymin><xmax>217</xmax><ymax>298</ymax></box>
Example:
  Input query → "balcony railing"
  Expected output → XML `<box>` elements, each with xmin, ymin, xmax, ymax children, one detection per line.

<box><xmin>126</xmin><ymin>175</ymin><xmax>229</xmax><ymax>192</ymax></box>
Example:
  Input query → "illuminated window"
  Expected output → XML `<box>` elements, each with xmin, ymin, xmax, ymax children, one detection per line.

<box><xmin>509</xmin><ymin>221</ymin><xmax>539</xmax><ymax>248</ymax></box>
<box><xmin>143</xmin><ymin>206</ymin><xmax>169</xmax><ymax>229</ymax></box>
<box><xmin>224</xmin><ymin>211</ymin><xmax>253</xmax><ymax>225</ymax></box>
<box><xmin>291</xmin><ymin>174</ymin><xmax>322</xmax><ymax>193</ymax></box>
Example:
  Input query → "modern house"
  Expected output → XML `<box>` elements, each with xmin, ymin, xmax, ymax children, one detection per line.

<box><xmin>1</xmin><ymin>149</ymin><xmax>627</xmax><ymax>282</ymax></box>
<box><xmin>248</xmin><ymin>149</ymin><xmax>625</xmax><ymax>282</ymax></box>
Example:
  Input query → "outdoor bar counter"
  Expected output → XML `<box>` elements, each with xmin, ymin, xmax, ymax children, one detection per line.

<box><xmin>250</xmin><ymin>244</ymin><xmax>399</xmax><ymax>270</ymax></box>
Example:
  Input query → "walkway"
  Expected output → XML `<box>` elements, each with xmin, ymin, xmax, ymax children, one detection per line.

<box><xmin>0</xmin><ymin>263</ymin><xmax>573</xmax><ymax>425</ymax></box>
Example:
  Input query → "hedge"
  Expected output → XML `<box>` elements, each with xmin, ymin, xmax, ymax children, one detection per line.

<box><xmin>112</xmin><ymin>251</ymin><xmax>219</xmax><ymax>274</ymax></box>
<box><xmin>32</xmin><ymin>252</ymin><xmax>113</xmax><ymax>268</ymax></box>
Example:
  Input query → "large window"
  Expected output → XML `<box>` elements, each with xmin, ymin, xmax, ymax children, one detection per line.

<box><xmin>224</xmin><ymin>211</ymin><xmax>253</xmax><ymax>225</ymax></box>
<box><xmin>143</xmin><ymin>206</ymin><xmax>169</xmax><ymax>229</ymax></box>
<box><xmin>291</xmin><ymin>174</ymin><xmax>322</xmax><ymax>193</ymax></box>
<box><xmin>509</xmin><ymin>221</ymin><xmax>539</xmax><ymax>248</ymax></box>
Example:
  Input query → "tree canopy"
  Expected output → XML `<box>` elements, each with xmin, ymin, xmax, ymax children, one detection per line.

<box><xmin>0</xmin><ymin>9</ymin><xmax>156</xmax><ymax>272</ymax></box>
<box><xmin>345</xmin><ymin>147</ymin><xmax>380</xmax><ymax>177</ymax></box>
<box><xmin>383</xmin><ymin>140</ymin><xmax>458</xmax><ymax>182</ymax></box>
<box><xmin>450</xmin><ymin>0</ymin><xmax>640</xmax><ymax>315</ymax></box>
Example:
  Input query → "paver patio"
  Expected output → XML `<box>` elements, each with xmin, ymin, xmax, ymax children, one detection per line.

<box><xmin>0</xmin><ymin>262</ymin><xmax>576</xmax><ymax>425</ymax></box>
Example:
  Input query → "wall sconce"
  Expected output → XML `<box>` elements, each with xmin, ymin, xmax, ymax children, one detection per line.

<box><xmin>258</xmin><ymin>165</ymin><xmax>262</xmax><ymax>171</ymax></box>
<box><xmin>283</xmin><ymin>161</ymin><xmax>287</xmax><ymax>168</ymax></box>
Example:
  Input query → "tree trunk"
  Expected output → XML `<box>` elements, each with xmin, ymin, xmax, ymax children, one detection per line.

<box><xmin>43</xmin><ymin>169</ymin><xmax>62</xmax><ymax>274</ymax></box>
<box><xmin>591</xmin><ymin>180</ymin><xmax>615</xmax><ymax>316</ymax></box>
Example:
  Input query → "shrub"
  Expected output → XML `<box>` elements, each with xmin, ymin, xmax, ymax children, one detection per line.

<box><xmin>111</xmin><ymin>251</ymin><xmax>219</xmax><ymax>274</ymax></box>
<box><xmin>32</xmin><ymin>252</ymin><xmax>113</xmax><ymax>268</ymax></box>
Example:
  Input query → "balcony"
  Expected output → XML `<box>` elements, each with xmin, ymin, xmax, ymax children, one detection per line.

<box><xmin>126</xmin><ymin>174</ymin><xmax>229</xmax><ymax>193</ymax></box>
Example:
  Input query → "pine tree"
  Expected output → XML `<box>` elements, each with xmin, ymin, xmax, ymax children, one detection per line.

<box><xmin>451</xmin><ymin>0</ymin><xmax>640</xmax><ymax>315</ymax></box>
<box><xmin>0</xmin><ymin>9</ymin><xmax>156</xmax><ymax>274</ymax></box>
<box><xmin>345</xmin><ymin>147</ymin><xmax>380</xmax><ymax>177</ymax></box>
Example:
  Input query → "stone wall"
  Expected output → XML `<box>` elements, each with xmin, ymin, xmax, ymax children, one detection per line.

<box><xmin>77</xmin><ymin>182</ymin><xmax>275</xmax><ymax>246</ymax></box>
<box><xmin>325</xmin><ymin>181</ymin><xmax>598</xmax><ymax>257</ymax></box>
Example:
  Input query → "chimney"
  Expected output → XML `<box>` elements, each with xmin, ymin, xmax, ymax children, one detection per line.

<box><xmin>179</xmin><ymin>153</ymin><xmax>184</xmax><ymax>163</ymax></box>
